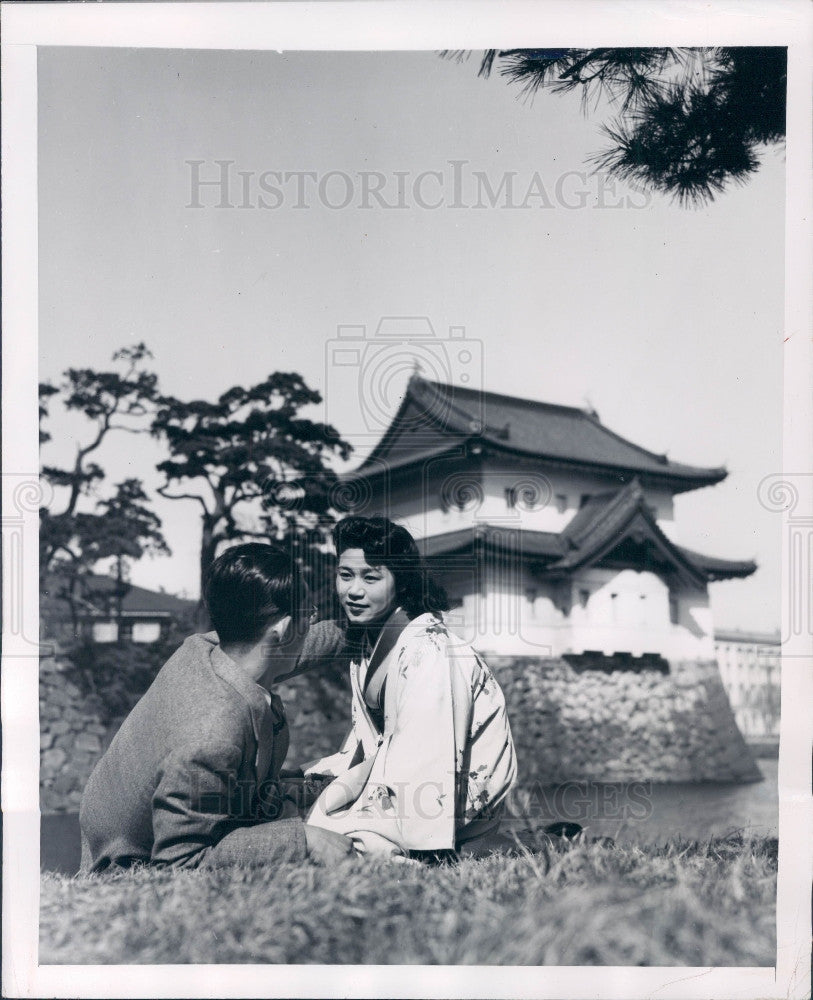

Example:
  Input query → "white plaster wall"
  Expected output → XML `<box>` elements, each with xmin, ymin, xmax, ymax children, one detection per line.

<box><xmin>674</xmin><ymin>586</ymin><xmax>715</xmax><ymax>659</ymax></box>
<box><xmin>556</xmin><ymin>568</ymin><xmax>709</xmax><ymax>659</ymax></box>
<box><xmin>377</xmin><ymin>461</ymin><xmax>676</xmax><ymax>541</ymax></box>
<box><xmin>441</xmin><ymin>563</ymin><xmax>713</xmax><ymax>660</ymax></box>
<box><xmin>440</xmin><ymin>564</ymin><xmax>564</xmax><ymax>657</ymax></box>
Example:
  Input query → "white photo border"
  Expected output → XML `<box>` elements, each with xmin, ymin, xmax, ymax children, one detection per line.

<box><xmin>2</xmin><ymin>2</ymin><xmax>811</xmax><ymax>997</ymax></box>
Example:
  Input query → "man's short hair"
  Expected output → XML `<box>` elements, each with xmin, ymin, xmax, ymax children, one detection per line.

<box><xmin>204</xmin><ymin>542</ymin><xmax>308</xmax><ymax>645</ymax></box>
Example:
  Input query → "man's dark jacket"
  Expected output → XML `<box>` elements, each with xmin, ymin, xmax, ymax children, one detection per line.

<box><xmin>79</xmin><ymin>622</ymin><xmax>345</xmax><ymax>871</ymax></box>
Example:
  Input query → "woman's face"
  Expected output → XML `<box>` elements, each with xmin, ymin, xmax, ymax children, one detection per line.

<box><xmin>336</xmin><ymin>547</ymin><xmax>397</xmax><ymax>625</ymax></box>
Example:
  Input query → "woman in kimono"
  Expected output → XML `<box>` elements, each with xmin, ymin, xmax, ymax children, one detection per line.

<box><xmin>303</xmin><ymin>515</ymin><xmax>517</xmax><ymax>860</ymax></box>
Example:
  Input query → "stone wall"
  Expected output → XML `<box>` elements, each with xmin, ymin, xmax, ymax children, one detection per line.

<box><xmin>40</xmin><ymin>648</ymin><xmax>760</xmax><ymax>814</ymax></box>
<box><xmin>276</xmin><ymin>672</ymin><xmax>351</xmax><ymax>766</ymax></box>
<box><xmin>40</xmin><ymin>652</ymin><xmax>110</xmax><ymax>814</ymax></box>
<box><xmin>491</xmin><ymin>656</ymin><xmax>762</xmax><ymax>784</ymax></box>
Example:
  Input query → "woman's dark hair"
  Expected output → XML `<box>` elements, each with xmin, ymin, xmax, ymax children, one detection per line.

<box><xmin>332</xmin><ymin>515</ymin><xmax>449</xmax><ymax>620</ymax></box>
<box><xmin>205</xmin><ymin>542</ymin><xmax>308</xmax><ymax>645</ymax></box>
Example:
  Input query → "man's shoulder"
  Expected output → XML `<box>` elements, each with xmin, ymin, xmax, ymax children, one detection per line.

<box><xmin>153</xmin><ymin>632</ymin><xmax>251</xmax><ymax>717</ymax></box>
<box><xmin>173</xmin><ymin>630</ymin><xmax>219</xmax><ymax>660</ymax></box>
<box><xmin>155</xmin><ymin>631</ymin><xmax>218</xmax><ymax>677</ymax></box>
<box><xmin>93</xmin><ymin>633</ymin><xmax>254</xmax><ymax>779</ymax></box>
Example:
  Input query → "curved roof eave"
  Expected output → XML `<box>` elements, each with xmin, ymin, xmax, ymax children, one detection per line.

<box><xmin>345</xmin><ymin>374</ymin><xmax>728</xmax><ymax>491</ymax></box>
<box><xmin>342</xmin><ymin>439</ymin><xmax>727</xmax><ymax>490</ymax></box>
<box><xmin>676</xmin><ymin>546</ymin><xmax>758</xmax><ymax>581</ymax></box>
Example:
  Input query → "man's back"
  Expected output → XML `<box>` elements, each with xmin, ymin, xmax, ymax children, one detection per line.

<box><xmin>80</xmin><ymin>633</ymin><xmax>273</xmax><ymax>870</ymax></box>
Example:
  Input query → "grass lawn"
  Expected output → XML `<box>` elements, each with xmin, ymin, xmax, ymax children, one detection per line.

<box><xmin>40</xmin><ymin>833</ymin><xmax>777</xmax><ymax>966</ymax></box>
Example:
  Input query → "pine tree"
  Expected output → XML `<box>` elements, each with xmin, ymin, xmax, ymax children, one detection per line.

<box><xmin>444</xmin><ymin>47</ymin><xmax>786</xmax><ymax>204</ymax></box>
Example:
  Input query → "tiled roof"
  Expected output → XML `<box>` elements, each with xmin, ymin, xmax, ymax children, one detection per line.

<box><xmin>676</xmin><ymin>547</ymin><xmax>758</xmax><ymax>582</ymax></box>
<box><xmin>550</xmin><ymin>479</ymin><xmax>755</xmax><ymax>584</ymax></box>
<box><xmin>350</xmin><ymin>375</ymin><xmax>727</xmax><ymax>493</ymax></box>
<box><xmin>416</xmin><ymin>479</ymin><xmax>756</xmax><ymax>584</ymax></box>
<box><xmin>42</xmin><ymin>574</ymin><xmax>195</xmax><ymax>619</ymax></box>
<box><xmin>417</xmin><ymin>526</ymin><xmax>565</xmax><ymax>561</ymax></box>
<box><xmin>555</xmin><ymin>480</ymin><xmax>655</xmax><ymax>566</ymax></box>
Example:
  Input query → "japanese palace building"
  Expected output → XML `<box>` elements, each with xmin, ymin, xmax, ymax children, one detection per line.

<box><xmin>340</xmin><ymin>374</ymin><xmax>756</xmax><ymax>662</ymax></box>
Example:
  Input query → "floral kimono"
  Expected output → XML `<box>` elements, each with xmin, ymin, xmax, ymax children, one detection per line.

<box><xmin>304</xmin><ymin>610</ymin><xmax>517</xmax><ymax>856</ymax></box>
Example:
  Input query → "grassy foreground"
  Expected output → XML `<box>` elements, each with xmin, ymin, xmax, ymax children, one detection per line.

<box><xmin>40</xmin><ymin>833</ymin><xmax>776</xmax><ymax>966</ymax></box>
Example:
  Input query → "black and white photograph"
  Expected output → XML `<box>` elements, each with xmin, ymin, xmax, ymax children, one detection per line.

<box><xmin>2</xmin><ymin>2</ymin><xmax>811</xmax><ymax>997</ymax></box>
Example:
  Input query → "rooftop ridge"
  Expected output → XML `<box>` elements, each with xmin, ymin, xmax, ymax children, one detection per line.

<box><xmin>415</xmin><ymin>373</ymin><xmax>596</xmax><ymax>419</ymax></box>
<box><xmin>416</xmin><ymin>374</ymin><xmax>725</xmax><ymax>477</ymax></box>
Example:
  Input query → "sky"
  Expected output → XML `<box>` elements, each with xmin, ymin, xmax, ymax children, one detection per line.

<box><xmin>37</xmin><ymin>47</ymin><xmax>785</xmax><ymax>630</ymax></box>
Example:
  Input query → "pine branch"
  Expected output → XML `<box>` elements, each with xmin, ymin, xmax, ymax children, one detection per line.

<box><xmin>156</xmin><ymin>485</ymin><xmax>210</xmax><ymax>513</ymax></box>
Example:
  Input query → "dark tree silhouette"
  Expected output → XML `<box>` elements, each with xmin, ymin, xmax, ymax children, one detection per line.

<box><xmin>45</xmin><ymin>480</ymin><xmax>171</xmax><ymax>636</ymax></box>
<box><xmin>40</xmin><ymin>343</ymin><xmax>158</xmax><ymax>532</ymax></box>
<box><xmin>90</xmin><ymin>479</ymin><xmax>172</xmax><ymax>625</ymax></box>
<box><xmin>443</xmin><ymin>47</ymin><xmax>786</xmax><ymax>204</ymax></box>
<box><xmin>151</xmin><ymin>372</ymin><xmax>351</xmax><ymax>620</ymax></box>
<box><xmin>39</xmin><ymin>345</ymin><xmax>169</xmax><ymax>635</ymax></box>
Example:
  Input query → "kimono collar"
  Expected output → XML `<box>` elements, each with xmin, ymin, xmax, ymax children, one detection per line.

<box><xmin>366</xmin><ymin>606</ymin><xmax>412</xmax><ymax>674</ymax></box>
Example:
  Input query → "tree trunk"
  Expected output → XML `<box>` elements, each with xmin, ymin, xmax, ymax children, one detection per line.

<box><xmin>67</xmin><ymin>574</ymin><xmax>81</xmax><ymax>644</ymax></box>
<box><xmin>115</xmin><ymin>555</ymin><xmax>125</xmax><ymax>642</ymax></box>
<box><xmin>197</xmin><ymin>517</ymin><xmax>219</xmax><ymax>631</ymax></box>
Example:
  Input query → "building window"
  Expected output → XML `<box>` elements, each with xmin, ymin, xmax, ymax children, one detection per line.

<box><xmin>555</xmin><ymin>493</ymin><xmax>568</xmax><ymax>513</ymax></box>
<box><xmin>92</xmin><ymin>622</ymin><xmax>118</xmax><ymax>644</ymax></box>
<box><xmin>132</xmin><ymin>621</ymin><xmax>162</xmax><ymax>644</ymax></box>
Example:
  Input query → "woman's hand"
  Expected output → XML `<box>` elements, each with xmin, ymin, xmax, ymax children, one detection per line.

<box><xmin>279</xmin><ymin>771</ymin><xmax>334</xmax><ymax>811</ymax></box>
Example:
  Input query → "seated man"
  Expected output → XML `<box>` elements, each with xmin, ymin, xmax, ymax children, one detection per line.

<box><xmin>79</xmin><ymin>543</ymin><xmax>352</xmax><ymax>871</ymax></box>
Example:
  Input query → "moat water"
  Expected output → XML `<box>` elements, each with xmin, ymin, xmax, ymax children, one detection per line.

<box><xmin>506</xmin><ymin>756</ymin><xmax>778</xmax><ymax>845</ymax></box>
<box><xmin>41</xmin><ymin>759</ymin><xmax>778</xmax><ymax>874</ymax></box>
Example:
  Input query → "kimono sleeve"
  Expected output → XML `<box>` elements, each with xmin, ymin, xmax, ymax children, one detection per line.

<box><xmin>375</xmin><ymin>636</ymin><xmax>459</xmax><ymax>851</ymax></box>
<box><xmin>151</xmin><ymin>742</ymin><xmax>306</xmax><ymax>868</ymax></box>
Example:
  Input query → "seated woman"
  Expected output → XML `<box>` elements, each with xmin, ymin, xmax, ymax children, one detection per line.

<box><xmin>303</xmin><ymin>515</ymin><xmax>517</xmax><ymax>859</ymax></box>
